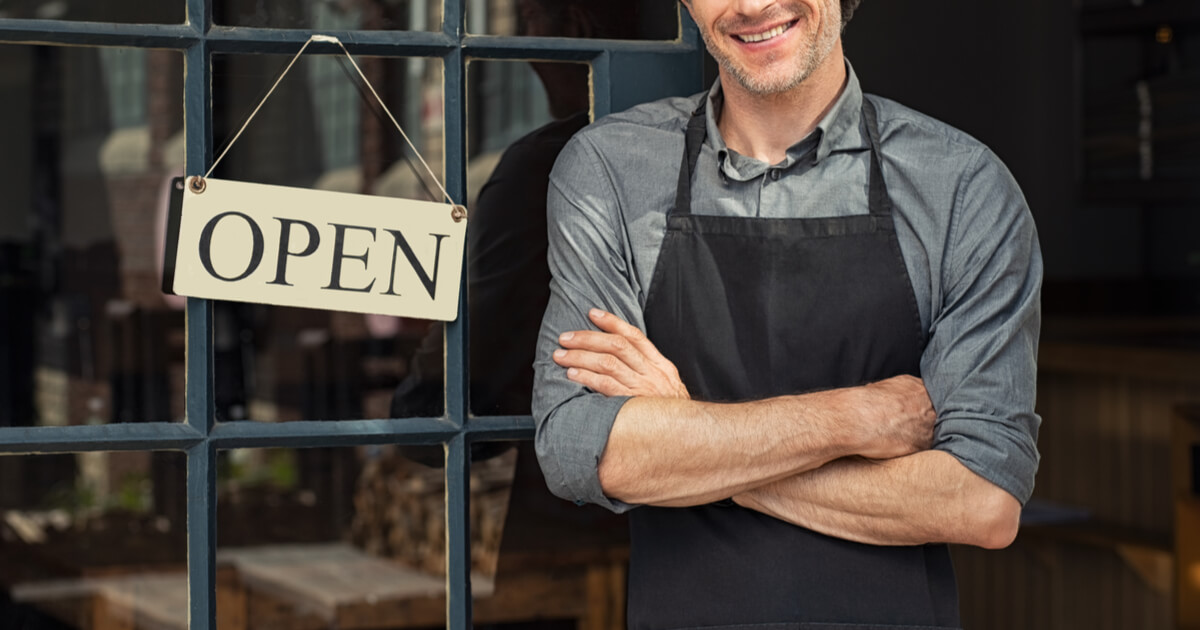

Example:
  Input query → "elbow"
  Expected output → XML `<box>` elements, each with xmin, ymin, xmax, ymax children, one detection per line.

<box><xmin>596</xmin><ymin>451</ymin><xmax>631</xmax><ymax>503</ymax></box>
<box><xmin>963</xmin><ymin>486</ymin><xmax>1022</xmax><ymax>550</ymax></box>
<box><xmin>595</xmin><ymin>410</ymin><xmax>646</xmax><ymax>504</ymax></box>
<box><xmin>598</xmin><ymin>441</ymin><xmax>656</xmax><ymax>506</ymax></box>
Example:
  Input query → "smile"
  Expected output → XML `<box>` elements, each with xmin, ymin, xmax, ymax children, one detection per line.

<box><xmin>734</xmin><ymin>20</ymin><xmax>797</xmax><ymax>44</ymax></box>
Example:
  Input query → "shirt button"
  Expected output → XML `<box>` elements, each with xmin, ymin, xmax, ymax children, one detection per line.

<box><xmin>574</xmin><ymin>499</ymin><xmax>586</xmax><ymax>506</ymax></box>
<box><xmin>770</xmin><ymin>169</ymin><xmax>780</xmax><ymax>181</ymax></box>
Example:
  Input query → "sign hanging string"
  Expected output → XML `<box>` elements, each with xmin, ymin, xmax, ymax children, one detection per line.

<box><xmin>200</xmin><ymin>34</ymin><xmax>455</xmax><ymax>208</ymax></box>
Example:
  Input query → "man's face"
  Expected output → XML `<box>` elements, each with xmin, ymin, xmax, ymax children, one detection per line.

<box><xmin>686</xmin><ymin>0</ymin><xmax>842</xmax><ymax>95</ymax></box>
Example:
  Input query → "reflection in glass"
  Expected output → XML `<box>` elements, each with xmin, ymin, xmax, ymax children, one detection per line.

<box><xmin>0</xmin><ymin>451</ymin><xmax>186</xmax><ymax>627</ymax></box>
<box><xmin>213</xmin><ymin>444</ymin><xmax>628</xmax><ymax>627</ymax></box>
<box><xmin>380</xmin><ymin>56</ymin><xmax>631</xmax><ymax>628</ymax></box>
<box><xmin>384</xmin><ymin>57</ymin><xmax>573</xmax><ymax>422</ymax></box>
<box><xmin>215</xmin><ymin>446</ymin><xmax>503</xmax><ymax>627</ymax></box>
<box><xmin>0</xmin><ymin>44</ymin><xmax>185</xmax><ymax>427</ymax></box>
<box><xmin>463</xmin><ymin>59</ymin><xmax>584</xmax><ymax>419</ymax></box>
<box><xmin>209</xmin><ymin>54</ymin><xmax>443</xmax><ymax>422</ymax></box>
<box><xmin>0</xmin><ymin>0</ymin><xmax>182</xmax><ymax>23</ymax></box>
<box><xmin>392</xmin><ymin>9</ymin><xmax>604</xmax><ymax>422</ymax></box>
<box><xmin>215</xmin><ymin>0</ymin><xmax>440</xmax><ymax>31</ymax></box>
<box><xmin>469</xmin><ymin>0</ymin><xmax>679</xmax><ymax>40</ymax></box>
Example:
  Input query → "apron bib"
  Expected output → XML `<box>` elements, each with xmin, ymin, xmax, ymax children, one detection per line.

<box><xmin>628</xmin><ymin>97</ymin><xmax>959</xmax><ymax>630</ymax></box>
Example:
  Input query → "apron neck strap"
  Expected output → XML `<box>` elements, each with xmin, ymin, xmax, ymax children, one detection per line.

<box><xmin>671</xmin><ymin>96</ymin><xmax>710</xmax><ymax>217</ymax></box>
<box><xmin>671</xmin><ymin>93</ymin><xmax>893</xmax><ymax>218</ymax></box>
<box><xmin>861</xmin><ymin>97</ymin><xmax>893</xmax><ymax>218</ymax></box>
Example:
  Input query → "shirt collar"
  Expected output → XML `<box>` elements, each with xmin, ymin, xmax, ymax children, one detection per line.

<box><xmin>702</xmin><ymin>59</ymin><xmax>869</xmax><ymax>179</ymax></box>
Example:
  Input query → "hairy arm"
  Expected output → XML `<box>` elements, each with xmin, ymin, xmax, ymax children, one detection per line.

<box><xmin>599</xmin><ymin>389</ymin><xmax>908</xmax><ymax>507</ymax></box>
<box><xmin>555</xmin><ymin>309</ymin><xmax>1019</xmax><ymax>546</ymax></box>
<box><xmin>556</xmin><ymin>309</ymin><xmax>936</xmax><ymax>507</ymax></box>
<box><xmin>734</xmin><ymin>451</ymin><xmax>1021</xmax><ymax>548</ymax></box>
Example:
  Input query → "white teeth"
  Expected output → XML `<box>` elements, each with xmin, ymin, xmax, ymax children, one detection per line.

<box><xmin>737</xmin><ymin>22</ymin><xmax>790</xmax><ymax>43</ymax></box>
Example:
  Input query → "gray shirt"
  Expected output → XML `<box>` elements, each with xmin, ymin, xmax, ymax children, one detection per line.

<box><xmin>532</xmin><ymin>63</ymin><xmax>1042</xmax><ymax>514</ymax></box>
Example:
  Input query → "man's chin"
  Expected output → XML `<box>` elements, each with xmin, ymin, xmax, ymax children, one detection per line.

<box><xmin>727</xmin><ymin>67</ymin><xmax>807</xmax><ymax>96</ymax></box>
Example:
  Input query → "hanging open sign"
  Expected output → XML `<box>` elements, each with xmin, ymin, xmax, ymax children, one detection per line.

<box><xmin>162</xmin><ymin>177</ymin><xmax>467</xmax><ymax>321</ymax></box>
<box><xmin>160</xmin><ymin>34</ymin><xmax>467</xmax><ymax>321</ymax></box>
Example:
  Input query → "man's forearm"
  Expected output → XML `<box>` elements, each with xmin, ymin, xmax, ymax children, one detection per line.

<box><xmin>732</xmin><ymin>450</ymin><xmax>1021</xmax><ymax>549</ymax></box>
<box><xmin>599</xmin><ymin>392</ymin><xmax>854</xmax><ymax>506</ymax></box>
<box><xmin>597</xmin><ymin>377</ymin><xmax>933</xmax><ymax>506</ymax></box>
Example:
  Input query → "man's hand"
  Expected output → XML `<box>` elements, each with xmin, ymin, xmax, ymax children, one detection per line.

<box><xmin>552</xmin><ymin>308</ymin><xmax>690</xmax><ymax>400</ymax></box>
<box><xmin>852</xmin><ymin>375</ymin><xmax>936</xmax><ymax>460</ymax></box>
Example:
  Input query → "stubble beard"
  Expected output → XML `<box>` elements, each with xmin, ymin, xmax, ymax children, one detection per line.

<box><xmin>697</xmin><ymin>2</ymin><xmax>841</xmax><ymax>96</ymax></box>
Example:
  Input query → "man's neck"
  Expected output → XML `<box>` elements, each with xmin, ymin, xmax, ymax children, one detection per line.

<box><xmin>717</xmin><ymin>46</ymin><xmax>848</xmax><ymax>165</ymax></box>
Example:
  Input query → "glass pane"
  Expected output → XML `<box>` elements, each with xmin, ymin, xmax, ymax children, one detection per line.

<box><xmin>0</xmin><ymin>451</ymin><xmax>187</xmax><ymax>628</ymax></box>
<box><xmin>461</xmin><ymin>60</ymin><xmax>588</xmax><ymax>417</ymax></box>
<box><xmin>209</xmin><ymin>54</ymin><xmax>444</xmax><ymax>422</ymax></box>
<box><xmin>469</xmin><ymin>0</ymin><xmax>679</xmax><ymax>40</ymax></box>
<box><xmin>215</xmin><ymin>0</ymin><xmax>440</xmax><ymax>31</ymax></box>
<box><xmin>216</xmin><ymin>446</ymin><xmax>463</xmax><ymax>628</ymax></box>
<box><xmin>214</xmin><ymin>445</ymin><xmax>627</xmax><ymax>627</ymax></box>
<box><xmin>0</xmin><ymin>44</ymin><xmax>186</xmax><ymax>426</ymax></box>
<box><xmin>0</xmin><ymin>0</ymin><xmax>182</xmax><ymax>23</ymax></box>
<box><xmin>474</xmin><ymin>440</ymin><xmax>630</xmax><ymax>624</ymax></box>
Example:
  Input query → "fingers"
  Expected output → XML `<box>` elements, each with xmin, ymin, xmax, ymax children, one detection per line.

<box><xmin>553</xmin><ymin>346</ymin><xmax>643</xmax><ymax>389</ymax></box>
<box><xmin>587</xmin><ymin>307</ymin><xmax>637</xmax><ymax>335</ymax></box>
<box><xmin>561</xmin><ymin>367</ymin><xmax>630</xmax><ymax>397</ymax></box>
<box><xmin>586</xmin><ymin>309</ymin><xmax>681</xmax><ymax>375</ymax></box>
<box><xmin>552</xmin><ymin>309</ymin><xmax>689</xmax><ymax>400</ymax></box>
<box><xmin>558</xmin><ymin>329</ymin><xmax>650</xmax><ymax>374</ymax></box>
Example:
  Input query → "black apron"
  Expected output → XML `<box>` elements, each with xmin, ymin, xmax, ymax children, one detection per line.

<box><xmin>628</xmin><ymin>96</ymin><xmax>960</xmax><ymax>630</ymax></box>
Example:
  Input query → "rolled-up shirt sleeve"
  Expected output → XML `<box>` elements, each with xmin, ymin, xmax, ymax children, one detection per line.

<box><xmin>532</xmin><ymin>133</ymin><xmax>644</xmax><ymax>514</ymax></box>
<box><xmin>924</xmin><ymin>147</ymin><xmax>1043</xmax><ymax>505</ymax></box>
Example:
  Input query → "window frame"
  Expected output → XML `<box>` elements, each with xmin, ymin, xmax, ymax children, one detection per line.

<box><xmin>0</xmin><ymin>2</ymin><xmax>702</xmax><ymax>628</ymax></box>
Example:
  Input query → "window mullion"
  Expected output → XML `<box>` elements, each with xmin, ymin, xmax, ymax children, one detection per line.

<box><xmin>443</xmin><ymin>2</ymin><xmax>472</xmax><ymax>628</ymax></box>
<box><xmin>184</xmin><ymin>24</ymin><xmax>216</xmax><ymax>629</ymax></box>
<box><xmin>0</xmin><ymin>20</ymin><xmax>197</xmax><ymax>47</ymax></box>
<box><xmin>185</xmin><ymin>0</ymin><xmax>210</xmax><ymax>34</ymax></box>
<box><xmin>0</xmin><ymin>423</ymin><xmax>202</xmax><ymax>453</ymax></box>
<box><xmin>443</xmin><ymin>47</ymin><xmax>468</xmax><ymax>429</ymax></box>
<box><xmin>187</xmin><ymin>442</ymin><xmax>218</xmax><ymax>630</ymax></box>
<box><xmin>183</xmin><ymin>37</ymin><xmax>213</xmax><ymax>434</ymax></box>
<box><xmin>445</xmin><ymin>433</ymin><xmax>473</xmax><ymax>630</ymax></box>
<box><xmin>205</xmin><ymin>26</ymin><xmax>453</xmax><ymax>55</ymax></box>
<box><xmin>592</xmin><ymin>51</ymin><xmax>612</xmax><ymax>119</ymax></box>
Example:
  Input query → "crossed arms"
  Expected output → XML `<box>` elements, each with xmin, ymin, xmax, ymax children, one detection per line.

<box><xmin>552</xmin><ymin>308</ymin><xmax>1020</xmax><ymax>549</ymax></box>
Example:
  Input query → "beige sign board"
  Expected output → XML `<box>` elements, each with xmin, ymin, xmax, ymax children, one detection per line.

<box><xmin>164</xmin><ymin>177</ymin><xmax>467</xmax><ymax>321</ymax></box>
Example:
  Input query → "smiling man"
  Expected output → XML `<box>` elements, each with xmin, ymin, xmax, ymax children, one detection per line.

<box><xmin>532</xmin><ymin>1</ymin><xmax>1043</xmax><ymax>628</ymax></box>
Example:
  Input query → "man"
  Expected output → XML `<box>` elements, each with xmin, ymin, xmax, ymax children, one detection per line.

<box><xmin>532</xmin><ymin>0</ymin><xmax>1042</xmax><ymax>628</ymax></box>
